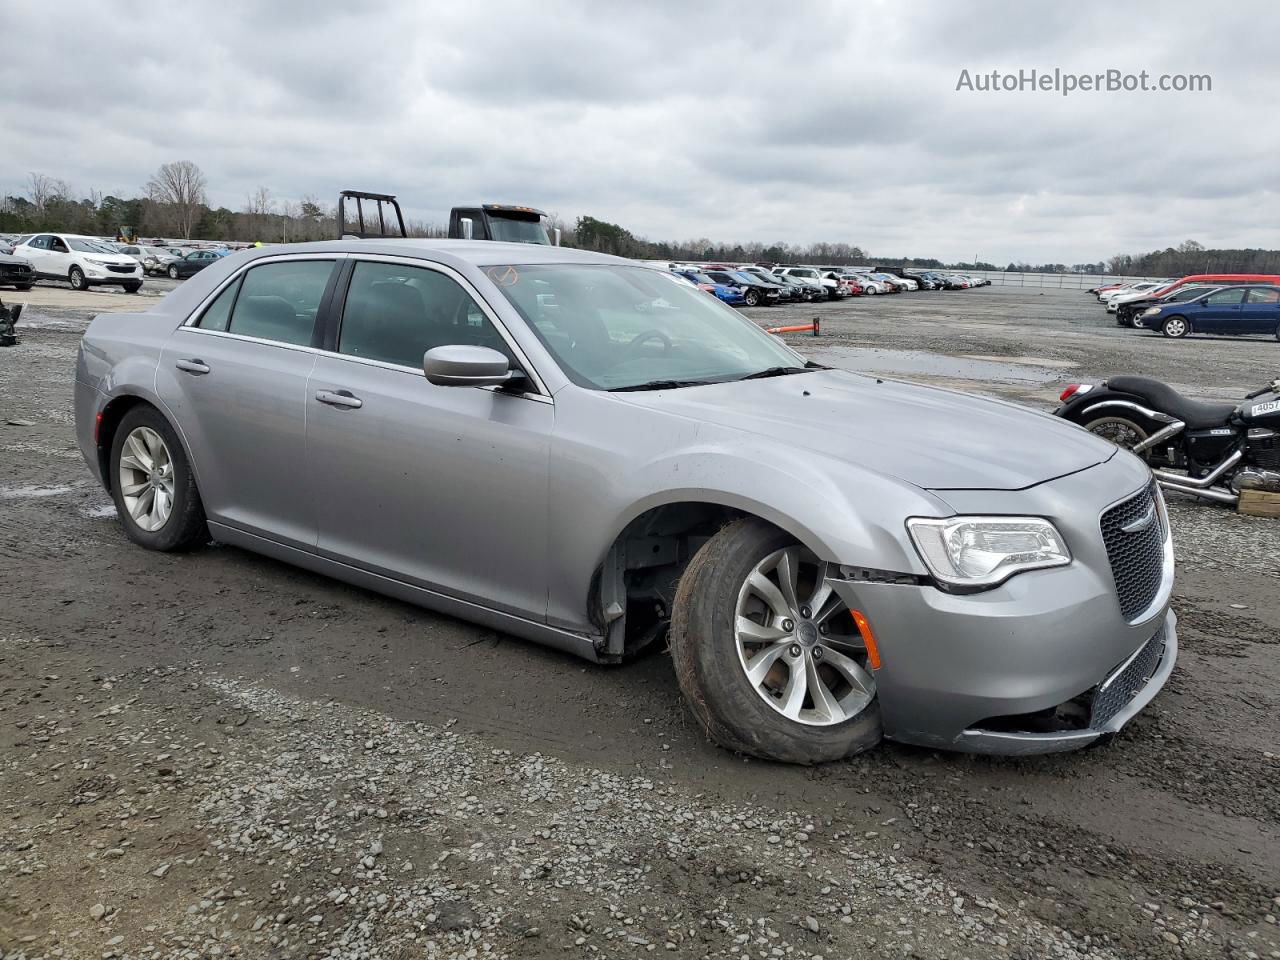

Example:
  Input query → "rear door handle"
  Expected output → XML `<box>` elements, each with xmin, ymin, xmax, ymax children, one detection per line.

<box><xmin>315</xmin><ymin>389</ymin><xmax>363</xmax><ymax>409</ymax></box>
<box><xmin>175</xmin><ymin>358</ymin><xmax>210</xmax><ymax>374</ymax></box>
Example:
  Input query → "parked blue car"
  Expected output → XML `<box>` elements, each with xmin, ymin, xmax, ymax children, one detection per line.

<box><xmin>679</xmin><ymin>271</ymin><xmax>746</xmax><ymax>306</ymax></box>
<box><xmin>1138</xmin><ymin>284</ymin><xmax>1280</xmax><ymax>339</ymax></box>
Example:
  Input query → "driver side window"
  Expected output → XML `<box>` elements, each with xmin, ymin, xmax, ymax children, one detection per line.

<box><xmin>337</xmin><ymin>261</ymin><xmax>512</xmax><ymax>369</ymax></box>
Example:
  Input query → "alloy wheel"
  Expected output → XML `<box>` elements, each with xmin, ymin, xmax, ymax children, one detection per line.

<box><xmin>117</xmin><ymin>426</ymin><xmax>176</xmax><ymax>532</ymax></box>
<box><xmin>1163</xmin><ymin>317</ymin><xmax>1188</xmax><ymax>338</ymax></box>
<box><xmin>734</xmin><ymin>546</ymin><xmax>875</xmax><ymax>726</ymax></box>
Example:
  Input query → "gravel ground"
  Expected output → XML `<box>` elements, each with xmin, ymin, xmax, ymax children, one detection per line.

<box><xmin>1</xmin><ymin>285</ymin><xmax>1277</xmax><ymax>960</ymax></box>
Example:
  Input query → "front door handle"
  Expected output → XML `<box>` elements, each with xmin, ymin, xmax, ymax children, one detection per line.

<box><xmin>315</xmin><ymin>389</ymin><xmax>363</xmax><ymax>409</ymax></box>
<box><xmin>175</xmin><ymin>358</ymin><xmax>210</xmax><ymax>374</ymax></box>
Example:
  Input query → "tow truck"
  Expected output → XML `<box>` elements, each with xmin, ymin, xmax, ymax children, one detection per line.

<box><xmin>337</xmin><ymin>190</ymin><xmax>560</xmax><ymax>244</ymax></box>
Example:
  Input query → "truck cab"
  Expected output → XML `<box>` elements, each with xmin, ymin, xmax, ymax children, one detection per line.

<box><xmin>448</xmin><ymin>204</ymin><xmax>556</xmax><ymax>244</ymax></box>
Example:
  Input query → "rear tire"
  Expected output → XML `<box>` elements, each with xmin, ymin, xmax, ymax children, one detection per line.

<box><xmin>1162</xmin><ymin>315</ymin><xmax>1190</xmax><ymax>338</ymax></box>
<box><xmin>109</xmin><ymin>406</ymin><xmax>209</xmax><ymax>552</ymax></box>
<box><xmin>69</xmin><ymin>267</ymin><xmax>87</xmax><ymax>291</ymax></box>
<box><xmin>670</xmin><ymin>518</ymin><xmax>882</xmax><ymax>764</ymax></box>
<box><xmin>1082</xmin><ymin>414</ymin><xmax>1150</xmax><ymax>455</ymax></box>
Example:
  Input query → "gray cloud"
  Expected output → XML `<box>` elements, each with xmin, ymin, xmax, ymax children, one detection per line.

<box><xmin>1</xmin><ymin>0</ymin><xmax>1276</xmax><ymax>263</ymax></box>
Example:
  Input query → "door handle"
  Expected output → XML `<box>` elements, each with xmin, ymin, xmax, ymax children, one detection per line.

<box><xmin>175</xmin><ymin>358</ymin><xmax>210</xmax><ymax>374</ymax></box>
<box><xmin>315</xmin><ymin>389</ymin><xmax>363</xmax><ymax>409</ymax></box>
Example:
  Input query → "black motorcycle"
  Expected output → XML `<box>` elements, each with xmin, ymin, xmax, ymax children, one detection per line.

<box><xmin>1055</xmin><ymin>375</ymin><xmax>1280</xmax><ymax>504</ymax></box>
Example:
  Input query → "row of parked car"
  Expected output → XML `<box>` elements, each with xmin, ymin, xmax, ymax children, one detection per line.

<box><xmin>1089</xmin><ymin>273</ymin><xmax>1280</xmax><ymax>340</ymax></box>
<box><xmin>653</xmin><ymin>262</ymin><xmax>990</xmax><ymax>307</ymax></box>
<box><xmin>0</xmin><ymin>232</ymin><xmax>237</xmax><ymax>292</ymax></box>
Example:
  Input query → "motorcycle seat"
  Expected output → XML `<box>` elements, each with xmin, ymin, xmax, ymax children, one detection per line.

<box><xmin>1108</xmin><ymin>376</ymin><xmax>1237</xmax><ymax>430</ymax></box>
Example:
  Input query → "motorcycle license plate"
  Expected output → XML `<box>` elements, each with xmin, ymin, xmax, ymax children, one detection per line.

<box><xmin>1252</xmin><ymin>400</ymin><xmax>1280</xmax><ymax>416</ymax></box>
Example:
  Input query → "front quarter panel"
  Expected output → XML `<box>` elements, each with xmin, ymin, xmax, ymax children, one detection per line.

<box><xmin>544</xmin><ymin>387</ymin><xmax>946</xmax><ymax>632</ymax></box>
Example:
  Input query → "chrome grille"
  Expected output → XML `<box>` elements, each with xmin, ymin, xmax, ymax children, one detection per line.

<box><xmin>1100</xmin><ymin>483</ymin><xmax>1165</xmax><ymax>621</ymax></box>
<box><xmin>1091</xmin><ymin>628</ymin><xmax>1166</xmax><ymax>726</ymax></box>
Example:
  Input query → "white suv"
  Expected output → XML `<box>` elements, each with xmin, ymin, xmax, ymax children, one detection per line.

<box><xmin>13</xmin><ymin>233</ymin><xmax>144</xmax><ymax>292</ymax></box>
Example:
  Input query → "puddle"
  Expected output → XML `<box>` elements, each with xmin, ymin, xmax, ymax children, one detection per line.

<box><xmin>808</xmin><ymin>345</ymin><xmax>1065</xmax><ymax>383</ymax></box>
<box><xmin>0</xmin><ymin>484</ymin><xmax>75</xmax><ymax>500</ymax></box>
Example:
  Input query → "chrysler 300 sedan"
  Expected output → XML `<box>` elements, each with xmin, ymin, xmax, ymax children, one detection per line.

<box><xmin>74</xmin><ymin>240</ymin><xmax>1176</xmax><ymax>762</ymax></box>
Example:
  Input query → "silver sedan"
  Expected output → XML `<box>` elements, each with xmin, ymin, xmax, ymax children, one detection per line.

<box><xmin>74</xmin><ymin>240</ymin><xmax>1176</xmax><ymax>762</ymax></box>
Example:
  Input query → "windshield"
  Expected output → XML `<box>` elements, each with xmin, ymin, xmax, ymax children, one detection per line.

<box><xmin>491</xmin><ymin>263</ymin><xmax>805</xmax><ymax>390</ymax></box>
<box><xmin>485</xmin><ymin>215</ymin><xmax>550</xmax><ymax>244</ymax></box>
<box><xmin>68</xmin><ymin>238</ymin><xmax>115</xmax><ymax>253</ymax></box>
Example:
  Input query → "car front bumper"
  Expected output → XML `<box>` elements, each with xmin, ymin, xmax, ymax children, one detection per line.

<box><xmin>825</xmin><ymin>459</ymin><xmax>1176</xmax><ymax>756</ymax></box>
<box><xmin>828</xmin><ymin>570</ymin><xmax>1176</xmax><ymax>754</ymax></box>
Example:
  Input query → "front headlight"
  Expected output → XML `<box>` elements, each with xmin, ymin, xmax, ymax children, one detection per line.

<box><xmin>1142</xmin><ymin>307</ymin><xmax>1160</xmax><ymax>316</ymax></box>
<box><xmin>906</xmin><ymin>516</ymin><xmax>1071</xmax><ymax>590</ymax></box>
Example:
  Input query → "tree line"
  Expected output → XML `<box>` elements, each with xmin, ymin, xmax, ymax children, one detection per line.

<box><xmin>2</xmin><ymin>164</ymin><xmax>1267</xmax><ymax>276</ymax></box>
<box><xmin>1106</xmin><ymin>240</ymin><xmax>1280</xmax><ymax>278</ymax></box>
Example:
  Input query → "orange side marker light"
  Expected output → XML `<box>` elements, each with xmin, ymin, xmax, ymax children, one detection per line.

<box><xmin>850</xmin><ymin>610</ymin><xmax>881</xmax><ymax>670</ymax></box>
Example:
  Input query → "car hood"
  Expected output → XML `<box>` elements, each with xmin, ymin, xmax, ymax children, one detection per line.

<box><xmin>611</xmin><ymin>369</ymin><xmax>1115</xmax><ymax>491</ymax></box>
<box><xmin>0</xmin><ymin>253</ymin><xmax>31</xmax><ymax>266</ymax></box>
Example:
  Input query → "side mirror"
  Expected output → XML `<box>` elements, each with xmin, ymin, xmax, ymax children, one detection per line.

<box><xmin>423</xmin><ymin>344</ymin><xmax>518</xmax><ymax>388</ymax></box>
<box><xmin>460</xmin><ymin>217</ymin><xmax>474</xmax><ymax>240</ymax></box>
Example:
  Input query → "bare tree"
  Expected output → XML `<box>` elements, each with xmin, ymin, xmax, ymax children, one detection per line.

<box><xmin>28</xmin><ymin>172</ymin><xmax>71</xmax><ymax>213</ymax></box>
<box><xmin>244</xmin><ymin>186</ymin><xmax>274</xmax><ymax>240</ymax></box>
<box><xmin>145</xmin><ymin>161</ymin><xmax>207</xmax><ymax>240</ymax></box>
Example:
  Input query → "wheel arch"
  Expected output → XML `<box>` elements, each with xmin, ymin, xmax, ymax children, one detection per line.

<box><xmin>587</xmin><ymin>496</ymin><xmax>821</xmax><ymax>661</ymax></box>
<box><xmin>95</xmin><ymin>394</ymin><xmax>198</xmax><ymax>495</ymax></box>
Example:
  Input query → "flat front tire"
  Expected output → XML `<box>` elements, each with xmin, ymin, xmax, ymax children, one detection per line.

<box><xmin>109</xmin><ymin>406</ymin><xmax>209</xmax><ymax>552</ymax></box>
<box><xmin>670</xmin><ymin>518</ymin><xmax>882</xmax><ymax>764</ymax></box>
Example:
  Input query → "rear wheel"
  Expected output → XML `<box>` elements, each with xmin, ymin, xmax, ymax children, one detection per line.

<box><xmin>1162</xmin><ymin>315</ymin><xmax>1190</xmax><ymax>338</ymax></box>
<box><xmin>1082</xmin><ymin>414</ymin><xmax>1150</xmax><ymax>456</ymax></box>
<box><xmin>670</xmin><ymin>518</ymin><xmax>882</xmax><ymax>764</ymax></box>
<box><xmin>109</xmin><ymin>406</ymin><xmax>209</xmax><ymax>552</ymax></box>
<box><xmin>69</xmin><ymin>267</ymin><xmax>87</xmax><ymax>291</ymax></box>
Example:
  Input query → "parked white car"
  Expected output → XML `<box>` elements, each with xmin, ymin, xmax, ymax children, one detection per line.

<box><xmin>774</xmin><ymin>266</ymin><xmax>838</xmax><ymax>298</ymax></box>
<box><xmin>116</xmin><ymin>243</ymin><xmax>180</xmax><ymax>277</ymax></box>
<box><xmin>1104</xmin><ymin>281</ymin><xmax>1166</xmax><ymax>312</ymax></box>
<box><xmin>12</xmin><ymin>233</ymin><xmax>144</xmax><ymax>292</ymax></box>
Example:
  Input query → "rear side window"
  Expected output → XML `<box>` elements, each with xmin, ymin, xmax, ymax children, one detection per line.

<box><xmin>1204</xmin><ymin>288</ymin><xmax>1246</xmax><ymax>305</ymax></box>
<box><xmin>337</xmin><ymin>261</ymin><xmax>511</xmax><ymax>369</ymax></box>
<box><xmin>226</xmin><ymin>260</ymin><xmax>334</xmax><ymax>346</ymax></box>
<box><xmin>195</xmin><ymin>277</ymin><xmax>242</xmax><ymax>332</ymax></box>
<box><xmin>1247</xmin><ymin>288</ymin><xmax>1280</xmax><ymax>304</ymax></box>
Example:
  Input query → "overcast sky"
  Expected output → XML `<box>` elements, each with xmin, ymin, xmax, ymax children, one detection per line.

<box><xmin>3</xmin><ymin>0</ymin><xmax>1276</xmax><ymax>263</ymax></box>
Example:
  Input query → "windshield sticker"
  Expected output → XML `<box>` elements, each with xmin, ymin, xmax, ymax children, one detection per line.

<box><xmin>487</xmin><ymin>266</ymin><xmax>519</xmax><ymax>287</ymax></box>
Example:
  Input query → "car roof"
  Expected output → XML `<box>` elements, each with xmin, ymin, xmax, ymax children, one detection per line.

<box><xmin>302</xmin><ymin>238</ymin><xmax>635</xmax><ymax>268</ymax></box>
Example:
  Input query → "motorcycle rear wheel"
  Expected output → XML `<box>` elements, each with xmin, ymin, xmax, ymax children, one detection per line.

<box><xmin>1083</xmin><ymin>415</ymin><xmax>1150</xmax><ymax>456</ymax></box>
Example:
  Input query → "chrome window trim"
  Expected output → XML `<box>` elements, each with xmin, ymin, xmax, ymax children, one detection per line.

<box><xmin>177</xmin><ymin>252</ymin><xmax>552</xmax><ymax>404</ymax></box>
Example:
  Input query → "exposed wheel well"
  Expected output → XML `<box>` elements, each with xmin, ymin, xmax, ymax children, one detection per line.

<box><xmin>95</xmin><ymin>395</ymin><xmax>153</xmax><ymax>492</ymax></box>
<box><xmin>591</xmin><ymin>502</ymin><xmax>795</xmax><ymax>660</ymax></box>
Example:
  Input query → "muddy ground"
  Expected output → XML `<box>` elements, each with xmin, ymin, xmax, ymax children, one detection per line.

<box><xmin>0</xmin><ymin>284</ymin><xmax>1277</xmax><ymax>960</ymax></box>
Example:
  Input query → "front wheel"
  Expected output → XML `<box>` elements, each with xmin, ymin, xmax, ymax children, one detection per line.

<box><xmin>168</xmin><ymin>264</ymin><xmax>180</xmax><ymax>280</ymax></box>
<box><xmin>123</xmin><ymin>282</ymin><xmax>141</xmax><ymax>294</ymax></box>
<box><xmin>670</xmin><ymin>518</ymin><xmax>882</xmax><ymax>763</ymax></box>
<box><xmin>109</xmin><ymin>406</ymin><xmax>209</xmax><ymax>552</ymax></box>
<box><xmin>1162</xmin><ymin>315</ymin><xmax>1190</xmax><ymax>338</ymax></box>
<box><xmin>744</xmin><ymin>289</ymin><xmax>760</xmax><ymax>307</ymax></box>
<box><xmin>69</xmin><ymin>267</ymin><xmax>87</xmax><ymax>290</ymax></box>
